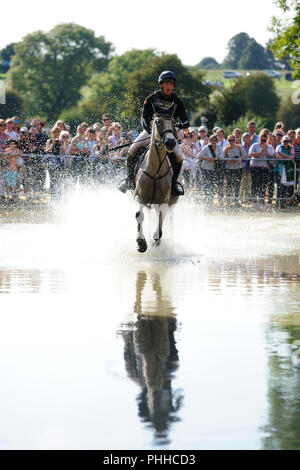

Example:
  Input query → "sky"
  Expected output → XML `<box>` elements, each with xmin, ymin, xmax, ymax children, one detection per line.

<box><xmin>2</xmin><ymin>0</ymin><xmax>283</xmax><ymax>66</ymax></box>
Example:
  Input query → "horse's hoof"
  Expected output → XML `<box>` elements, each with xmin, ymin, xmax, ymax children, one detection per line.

<box><xmin>153</xmin><ymin>239</ymin><xmax>161</xmax><ymax>247</ymax></box>
<box><xmin>137</xmin><ymin>239</ymin><xmax>147</xmax><ymax>253</ymax></box>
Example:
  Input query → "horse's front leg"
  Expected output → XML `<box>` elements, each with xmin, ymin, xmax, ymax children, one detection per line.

<box><xmin>136</xmin><ymin>204</ymin><xmax>147</xmax><ymax>253</ymax></box>
<box><xmin>153</xmin><ymin>203</ymin><xmax>168</xmax><ymax>246</ymax></box>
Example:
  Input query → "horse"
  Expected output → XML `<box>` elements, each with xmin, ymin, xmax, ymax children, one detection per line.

<box><xmin>134</xmin><ymin>112</ymin><xmax>178</xmax><ymax>253</ymax></box>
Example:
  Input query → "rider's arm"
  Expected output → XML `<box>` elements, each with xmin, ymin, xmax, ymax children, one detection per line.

<box><xmin>141</xmin><ymin>96</ymin><xmax>154</xmax><ymax>134</ymax></box>
<box><xmin>175</xmin><ymin>97</ymin><xmax>190</xmax><ymax>129</ymax></box>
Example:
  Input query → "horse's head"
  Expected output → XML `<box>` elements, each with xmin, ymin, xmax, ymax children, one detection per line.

<box><xmin>153</xmin><ymin>113</ymin><xmax>176</xmax><ymax>153</ymax></box>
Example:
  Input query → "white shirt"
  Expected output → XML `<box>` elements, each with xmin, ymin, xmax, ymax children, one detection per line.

<box><xmin>5</xmin><ymin>130</ymin><xmax>19</xmax><ymax>140</ymax></box>
<box><xmin>197</xmin><ymin>144</ymin><xmax>224</xmax><ymax>171</ymax></box>
<box><xmin>249</xmin><ymin>143</ymin><xmax>274</xmax><ymax>168</ymax></box>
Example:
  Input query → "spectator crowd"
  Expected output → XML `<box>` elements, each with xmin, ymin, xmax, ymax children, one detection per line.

<box><xmin>0</xmin><ymin>114</ymin><xmax>300</xmax><ymax>209</ymax></box>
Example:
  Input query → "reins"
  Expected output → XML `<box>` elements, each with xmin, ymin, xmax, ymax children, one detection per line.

<box><xmin>141</xmin><ymin>118</ymin><xmax>174</xmax><ymax>206</ymax></box>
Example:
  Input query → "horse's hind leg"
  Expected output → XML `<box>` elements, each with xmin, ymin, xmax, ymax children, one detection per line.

<box><xmin>136</xmin><ymin>205</ymin><xmax>147</xmax><ymax>253</ymax></box>
<box><xmin>153</xmin><ymin>203</ymin><xmax>168</xmax><ymax>246</ymax></box>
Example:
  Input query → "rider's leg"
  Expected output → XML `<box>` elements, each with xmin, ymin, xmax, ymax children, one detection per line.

<box><xmin>171</xmin><ymin>145</ymin><xmax>184</xmax><ymax>197</ymax></box>
<box><xmin>118</xmin><ymin>130</ymin><xmax>150</xmax><ymax>193</ymax></box>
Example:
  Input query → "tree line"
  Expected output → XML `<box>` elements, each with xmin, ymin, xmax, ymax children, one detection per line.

<box><xmin>0</xmin><ymin>0</ymin><xmax>299</xmax><ymax>131</ymax></box>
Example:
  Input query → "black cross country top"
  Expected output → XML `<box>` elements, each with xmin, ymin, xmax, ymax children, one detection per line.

<box><xmin>141</xmin><ymin>90</ymin><xmax>190</xmax><ymax>133</ymax></box>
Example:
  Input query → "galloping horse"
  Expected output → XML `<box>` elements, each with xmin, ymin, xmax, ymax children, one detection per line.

<box><xmin>134</xmin><ymin>112</ymin><xmax>178</xmax><ymax>253</ymax></box>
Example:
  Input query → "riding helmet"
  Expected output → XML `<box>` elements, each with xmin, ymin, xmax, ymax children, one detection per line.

<box><xmin>158</xmin><ymin>71</ymin><xmax>177</xmax><ymax>85</ymax></box>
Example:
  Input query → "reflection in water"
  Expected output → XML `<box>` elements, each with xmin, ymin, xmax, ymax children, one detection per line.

<box><xmin>119</xmin><ymin>271</ymin><xmax>183</xmax><ymax>445</ymax></box>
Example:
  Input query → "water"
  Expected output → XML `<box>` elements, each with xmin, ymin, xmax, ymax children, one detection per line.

<box><xmin>0</xmin><ymin>187</ymin><xmax>300</xmax><ymax>450</ymax></box>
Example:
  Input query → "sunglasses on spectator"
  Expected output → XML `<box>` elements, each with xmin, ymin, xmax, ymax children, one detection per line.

<box><xmin>228</xmin><ymin>139</ymin><xmax>235</xmax><ymax>142</ymax></box>
<box><xmin>260</xmin><ymin>139</ymin><xmax>267</xmax><ymax>142</ymax></box>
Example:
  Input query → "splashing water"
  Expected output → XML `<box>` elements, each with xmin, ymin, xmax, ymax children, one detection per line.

<box><xmin>1</xmin><ymin>185</ymin><xmax>300</xmax><ymax>270</ymax></box>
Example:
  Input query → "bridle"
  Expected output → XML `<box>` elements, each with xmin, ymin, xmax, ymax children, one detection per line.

<box><xmin>141</xmin><ymin>114</ymin><xmax>176</xmax><ymax>206</ymax></box>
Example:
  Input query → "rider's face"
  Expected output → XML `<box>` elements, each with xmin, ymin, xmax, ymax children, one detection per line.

<box><xmin>161</xmin><ymin>81</ymin><xmax>175</xmax><ymax>96</ymax></box>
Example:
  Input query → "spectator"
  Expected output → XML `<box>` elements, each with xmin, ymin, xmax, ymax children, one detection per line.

<box><xmin>293</xmin><ymin>128</ymin><xmax>300</xmax><ymax>197</ymax></box>
<box><xmin>45</xmin><ymin>127</ymin><xmax>64</xmax><ymax>199</ymax></box>
<box><xmin>59</xmin><ymin>131</ymin><xmax>72</xmax><ymax>192</ymax></box>
<box><xmin>224</xmin><ymin>135</ymin><xmax>245</xmax><ymax>208</ymax></box>
<box><xmin>17</xmin><ymin>127</ymin><xmax>30</xmax><ymax>196</ymax></box>
<box><xmin>232</xmin><ymin>128</ymin><xmax>241</xmax><ymax>144</ymax></box>
<box><xmin>5</xmin><ymin>118</ymin><xmax>19</xmax><ymax>140</ymax></box>
<box><xmin>240</xmin><ymin>132</ymin><xmax>252</xmax><ymax>204</ymax></box>
<box><xmin>275</xmin><ymin>136</ymin><xmax>295</xmax><ymax>208</ymax></box>
<box><xmin>249</xmin><ymin>133</ymin><xmax>275</xmax><ymax>204</ymax></box>
<box><xmin>197</xmin><ymin>134</ymin><xmax>224</xmax><ymax>207</ymax></box>
<box><xmin>266</xmin><ymin>130</ymin><xmax>276</xmax><ymax>204</ymax></box>
<box><xmin>273</xmin><ymin>121</ymin><xmax>285</xmax><ymax>135</ymax></box>
<box><xmin>86</xmin><ymin>128</ymin><xmax>98</xmax><ymax>181</ymax></box>
<box><xmin>0</xmin><ymin>119</ymin><xmax>8</xmax><ymax>201</ymax></box>
<box><xmin>198</xmin><ymin>126</ymin><xmax>209</xmax><ymax>150</ymax></box>
<box><xmin>181</xmin><ymin>132</ymin><xmax>198</xmax><ymax>186</ymax></box>
<box><xmin>190</xmin><ymin>128</ymin><xmax>201</xmax><ymax>154</ymax></box>
<box><xmin>274</xmin><ymin>130</ymin><xmax>285</xmax><ymax>147</ymax></box>
<box><xmin>55</xmin><ymin>120</ymin><xmax>66</xmax><ymax>132</ymax></box>
<box><xmin>215</xmin><ymin>128</ymin><xmax>228</xmax><ymax>151</ymax></box>
<box><xmin>27</xmin><ymin>125</ymin><xmax>46</xmax><ymax>198</ymax></box>
<box><xmin>70</xmin><ymin>123</ymin><xmax>90</xmax><ymax>186</ymax></box>
<box><xmin>287</xmin><ymin>129</ymin><xmax>296</xmax><ymax>146</ymax></box>
<box><xmin>11</xmin><ymin>116</ymin><xmax>21</xmax><ymax>133</ymax></box>
<box><xmin>31</xmin><ymin>119</ymin><xmax>48</xmax><ymax>154</ymax></box>
<box><xmin>101</xmin><ymin>114</ymin><xmax>112</xmax><ymax>135</ymax></box>
<box><xmin>247</xmin><ymin>121</ymin><xmax>259</xmax><ymax>145</ymax></box>
<box><xmin>4</xmin><ymin>140</ymin><xmax>21</xmax><ymax>201</ymax></box>
<box><xmin>108</xmin><ymin>122</ymin><xmax>122</xmax><ymax>152</ymax></box>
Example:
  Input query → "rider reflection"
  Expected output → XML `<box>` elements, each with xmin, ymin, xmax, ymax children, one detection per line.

<box><xmin>120</xmin><ymin>270</ymin><xmax>183</xmax><ymax>445</ymax></box>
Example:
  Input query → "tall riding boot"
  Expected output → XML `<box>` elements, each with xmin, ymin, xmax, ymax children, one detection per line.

<box><xmin>171</xmin><ymin>160</ymin><xmax>184</xmax><ymax>197</ymax></box>
<box><xmin>118</xmin><ymin>154</ymin><xmax>139</xmax><ymax>193</ymax></box>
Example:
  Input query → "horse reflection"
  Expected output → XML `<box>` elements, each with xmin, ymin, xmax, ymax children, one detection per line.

<box><xmin>120</xmin><ymin>270</ymin><xmax>183</xmax><ymax>445</ymax></box>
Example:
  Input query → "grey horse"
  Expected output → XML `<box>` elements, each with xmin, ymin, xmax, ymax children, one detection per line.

<box><xmin>134</xmin><ymin>113</ymin><xmax>178</xmax><ymax>253</ymax></box>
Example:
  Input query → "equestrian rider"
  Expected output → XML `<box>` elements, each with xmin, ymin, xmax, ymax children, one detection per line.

<box><xmin>118</xmin><ymin>70</ymin><xmax>190</xmax><ymax>197</ymax></box>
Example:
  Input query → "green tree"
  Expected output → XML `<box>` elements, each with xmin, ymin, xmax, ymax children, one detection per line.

<box><xmin>196</xmin><ymin>57</ymin><xmax>219</xmax><ymax>70</ymax></box>
<box><xmin>238</xmin><ymin>39</ymin><xmax>270</xmax><ymax>70</ymax></box>
<box><xmin>270</xmin><ymin>0</ymin><xmax>300</xmax><ymax>78</ymax></box>
<box><xmin>0</xmin><ymin>88</ymin><xmax>23</xmax><ymax>119</ymax></box>
<box><xmin>80</xmin><ymin>51</ymin><xmax>210</xmax><ymax>129</ymax></box>
<box><xmin>276</xmin><ymin>98</ymin><xmax>300</xmax><ymax>129</ymax></box>
<box><xmin>79</xmin><ymin>49</ymin><xmax>158</xmax><ymax>125</ymax></box>
<box><xmin>212</xmin><ymin>83</ymin><xmax>248</xmax><ymax>126</ymax></box>
<box><xmin>238</xmin><ymin>74</ymin><xmax>280</xmax><ymax>118</ymax></box>
<box><xmin>222</xmin><ymin>32</ymin><xmax>251</xmax><ymax>69</ymax></box>
<box><xmin>0</xmin><ymin>43</ymin><xmax>16</xmax><ymax>72</ymax></box>
<box><xmin>7</xmin><ymin>23</ymin><xmax>113</xmax><ymax>120</ymax></box>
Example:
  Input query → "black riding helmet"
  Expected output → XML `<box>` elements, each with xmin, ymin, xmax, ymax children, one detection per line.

<box><xmin>158</xmin><ymin>71</ymin><xmax>177</xmax><ymax>86</ymax></box>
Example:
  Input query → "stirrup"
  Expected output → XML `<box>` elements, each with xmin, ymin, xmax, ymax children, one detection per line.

<box><xmin>171</xmin><ymin>181</ymin><xmax>184</xmax><ymax>197</ymax></box>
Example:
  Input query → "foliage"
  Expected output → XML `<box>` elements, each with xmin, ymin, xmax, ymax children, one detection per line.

<box><xmin>238</xmin><ymin>40</ymin><xmax>270</xmax><ymax>70</ymax></box>
<box><xmin>191</xmin><ymin>105</ymin><xmax>218</xmax><ymax>131</ymax></box>
<box><xmin>0</xmin><ymin>43</ymin><xmax>16</xmax><ymax>72</ymax></box>
<box><xmin>212</xmin><ymin>73</ymin><xmax>280</xmax><ymax>126</ymax></box>
<box><xmin>7</xmin><ymin>23</ymin><xmax>114</xmax><ymax>120</ymax></box>
<box><xmin>81</xmin><ymin>51</ymin><xmax>211</xmax><ymax>129</ymax></box>
<box><xmin>220</xmin><ymin>114</ymin><xmax>271</xmax><ymax>138</ymax></box>
<box><xmin>276</xmin><ymin>98</ymin><xmax>300</xmax><ymax>129</ymax></box>
<box><xmin>196</xmin><ymin>57</ymin><xmax>220</xmax><ymax>70</ymax></box>
<box><xmin>222</xmin><ymin>33</ymin><xmax>252</xmax><ymax>69</ymax></box>
<box><xmin>270</xmin><ymin>0</ymin><xmax>300</xmax><ymax>78</ymax></box>
<box><xmin>238</xmin><ymin>74</ymin><xmax>280</xmax><ymax>118</ymax></box>
<box><xmin>212</xmin><ymin>83</ymin><xmax>248</xmax><ymax>126</ymax></box>
<box><xmin>0</xmin><ymin>88</ymin><xmax>23</xmax><ymax>119</ymax></box>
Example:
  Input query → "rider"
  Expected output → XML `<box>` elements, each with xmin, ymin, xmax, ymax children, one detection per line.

<box><xmin>118</xmin><ymin>70</ymin><xmax>190</xmax><ymax>196</ymax></box>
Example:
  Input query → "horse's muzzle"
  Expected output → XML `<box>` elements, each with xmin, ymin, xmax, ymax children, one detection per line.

<box><xmin>164</xmin><ymin>137</ymin><xmax>176</xmax><ymax>153</ymax></box>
